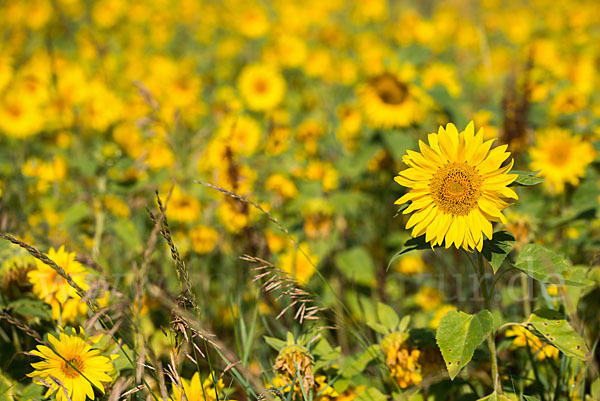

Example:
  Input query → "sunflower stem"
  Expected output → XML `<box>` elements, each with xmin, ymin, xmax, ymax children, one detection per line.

<box><xmin>475</xmin><ymin>251</ymin><xmax>502</xmax><ymax>394</ymax></box>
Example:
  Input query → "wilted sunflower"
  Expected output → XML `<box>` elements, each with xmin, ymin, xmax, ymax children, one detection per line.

<box><xmin>529</xmin><ymin>128</ymin><xmax>596</xmax><ymax>194</ymax></box>
<box><xmin>395</xmin><ymin>122</ymin><xmax>518</xmax><ymax>251</ymax></box>
<box><xmin>359</xmin><ymin>72</ymin><xmax>426</xmax><ymax>128</ymax></box>
<box><xmin>28</xmin><ymin>329</ymin><xmax>117</xmax><ymax>401</ymax></box>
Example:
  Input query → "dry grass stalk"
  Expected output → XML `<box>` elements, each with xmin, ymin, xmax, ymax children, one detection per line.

<box><xmin>243</xmin><ymin>255</ymin><xmax>325</xmax><ymax>324</ymax></box>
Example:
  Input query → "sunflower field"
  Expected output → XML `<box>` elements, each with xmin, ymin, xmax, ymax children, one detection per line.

<box><xmin>1</xmin><ymin>0</ymin><xmax>600</xmax><ymax>400</ymax></box>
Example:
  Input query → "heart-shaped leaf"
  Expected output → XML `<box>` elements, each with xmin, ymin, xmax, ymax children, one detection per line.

<box><xmin>482</xmin><ymin>231</ymin><xmax>515</xmax><ymax>273</ymax></box>
<box><xmin>436</xmin><ymin>309</ymin><xmax>493</xmax><ymax>379</ymax></box>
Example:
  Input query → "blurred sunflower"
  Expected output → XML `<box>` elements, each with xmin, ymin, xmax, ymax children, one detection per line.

<box><xmin>237</xmin><ymin>63</ymin><xmax>286</xmax><ymax>111</ymax></box>
<box><xmin>529</xmin><ymin>128</ymin><xmax>596</xmax><ymax>194</ymax></box>
<box><xmin>395</xmin><ymin>122</ymin><xmax>518</xmax><ymax>251</ymax></box>
<box><xmin>27</xmin><ymin>246</ymin><xmax>90</xmax><ymax>322</ymax></box>
<box><xmin>359</xmin><ymin>72</ymin><xmax>426</xmax><ymax>128</ymax></box>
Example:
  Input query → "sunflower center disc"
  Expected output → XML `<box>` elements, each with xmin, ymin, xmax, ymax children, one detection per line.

<box><xmin>430</xmin><ymin>162</ymin><xmax>483</xmax><ymax>216</ymax></box>
<box><xmin>61</xmin><ymin>356</ymin><xmax>85</xmax><ymax>379</ymax></box>
<box><xmin>371</xmin><ymin>73</ymin><xmax>408</xmax><ymax>105</ymax></box>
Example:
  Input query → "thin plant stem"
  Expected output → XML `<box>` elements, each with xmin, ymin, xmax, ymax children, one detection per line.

<box><xmin>475</xmin><ymin>251</ymin><xmax>502</xmax><ymax>394</ymax></box>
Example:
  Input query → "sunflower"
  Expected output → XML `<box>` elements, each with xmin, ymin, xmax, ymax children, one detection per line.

<box><xmin>359</xmin><ymin>72</ymin><xmax>427</xmax><ymax>128</ymax></box>
<box><xmin>395</xmin><ymin>122</ymin><xmax>518</xmax><ymax>251</ymax></box>
<box><xmin>27</xmin><ymin>246</ymin><xmax>90</xmax><ymax>322</ymax></box>
<box><xmin>170</xmin><ymin>372</ymin><xmax>232</xmax><ymax>401</ymax></box>
<box><xmin>28</xmin><ymin>329</ymin><xmax>117</xmax><ymax>401</ymax></box>
<box><xmin>529</xmin><ymin>128</ymin><xmax>596</xmax><ymax>194</ymax></box>
<box><xmin>237</xmin><ymin>63</ymin><xmax>286</xmax><ymax>112</ymax></box>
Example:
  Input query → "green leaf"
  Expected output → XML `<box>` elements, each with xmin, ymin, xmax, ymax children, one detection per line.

<box><xmin>398</xmin><ymin>315</ymin><xmax>411</xmax><ymax>333</ymax></box>
<box><xmin>436</xmin><ymin>309</ymin><xmax>493</xmax><ymax>380</ymax></box>
<box><xmin>526</xmin><ymin>309</ymin><xmax>589</xmax><ymax>360</ymax></box>
<box><xmin>387</xmin><ymin>235</ymin><xmax>431</xmax><ymax>270</ymax></box>
<box><xmin>482</xmin><ymin>231</ymin><xmax>515</xmax><ymax>273</ymax></box>
<box><xmin>377</xmin><ymin>302</ymin><xmax>399</xmax><ymax>331</ymax></box>
<box><xmin>335</xmin><ymin>247</ymin><xmax>375</xmax><ymax>286</ymax></box>
<box><xmin>383</xmin><ymin>132</ymin><xmax>416</xmax><ymax>162</ymax></box>
<box><xmin>8</xmin><ymin>299</ymin><xmax>52</xmax><ymax>319</ymax></box>
<box><xmin>341</xmin><ymin>345</ymin><xmax>380</xmax><ymax>377</ymax></box>
<box><xmin>264</xmin><ymin>336</ymin><xmax>286</xmax><ymax>351</ymax></box>
<box><xmin>367</xmin><ymin>321</ymin><xmax>389</xmax><ymax>335</ymax></box>
<box><xmin>511</xmin><ymin>170</ymin><xmax>544</xmax><ymax>186</ymax></box>
<box><xmin>523</xmin><ymin>396</ymin><xmax>541</xmax><ymax>401</ymax></box>
<box><xmin>63</xmin><ymin>202</ymin><xmax>91</xmax><ymax>227</ymax></box>
<box><xmin>355</xmin><ymin>387</ymin><xmax>387</xmax><ymax>401</ymax></box>
<box><xmin>112</xmin><ymin>219</ymin><xmax>142</xmax><ymax>253</ymax></box>
<box><xmin>478</xmin><ymin>392</ymin><xmax>512</xmax><ymax>401</ymax></box>
<box><xmin>515</xmin><ymin>244</ymin><xmax>595</xmax><ymax>287</ymax></box>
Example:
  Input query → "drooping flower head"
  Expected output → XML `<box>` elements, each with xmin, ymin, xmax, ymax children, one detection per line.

<box><xmin>529</xmin><ymin>128</ymin><xmax>596</xmax><ymax>194</ymax></box>
<box><xmin>28</xmin><ymin>328</ymin><xmax>117</xmax><ymax>401</ymax></box>
<box><xmin>395</xmin><ymin>122</ymin><xmax>518</xmax><ymax>251</ymax></box>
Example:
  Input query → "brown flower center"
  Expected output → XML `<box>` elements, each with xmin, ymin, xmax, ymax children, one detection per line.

<box><xmin>549</xmin><ymin>144</ymin><xmax>570</xmax><ymax>166</ymax></box>
<box><xmin>253</xmin><ymin>78</ymin><xmax>268</xmax><ymax>94</ymax></box>
<box><xmin>60</xmin><ymin>356</ymin><xmax>84</xmax><ymax>379</ymax></box>
<box><xmin>370</xmin><ymin>73</ymin><xmax>408</xmax><ymax>105</ymax></box>
<box><xmin>430</xmin><ymin>162</ymin><xmax>482</xmax><ymax>216</ymax></box>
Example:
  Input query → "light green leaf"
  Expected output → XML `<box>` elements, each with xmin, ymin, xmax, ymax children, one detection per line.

<box><xmin>377</xmin><ymin>302</ymin><xmax>399</xmax><ymax>331</ymax></box>
<box><xmin>515</xmin><ymin>244</ymin><xmax>594</xmax><ymax>287</ymax></box>
<box><xmin>511</xmin><ymin>170</ymin><xmax>544</xmax><ymax>186</ymax></box>
<box><xmin>436</xmin><ymin>310</ymin><xmax>493</xmax><ymax>380</ymax></box>
<box><xmin>264</xmin><ymin>336</ymin><xmax>286</xmax><ymax>351</ymax></box>
<box><xmin>335</xmin><ymin>247</ymin><xmax>375</xmax><ymax>286</ymax></box>
<box><xmin>482</xmin><ymin>231</ymin><xmax>515</xmax><ymax>273</ymax></box>
<box><xmin>341</xmin><ymin>345</ymin><xmax>380</xmax><ymax>377</ymax></box>
<box><xmin>478</xmin><ymin>391</ymin><xmax>512</xmax><ymax>401</ymax></box>
<box><xmin>355</xmin><ymin>387</ymin><xmax>387</xmax><ymax>401</ymax></box>
<box><xmin>526</xmin><ymin>309</ymin><xmax>589</xmax><ymax>360</ymax></box>
<box><xmin>523</xmin><ymin>396</ymin><xmax>541</xmax><ymax>401</ymax></box>
<box><xmin>112</xmin><ymin>219</ymin><xmax>142</xmax><ymax>253</ymax></box>
<box><xmin>63</xmin><ymin>202</ymin><xmax>91</xmax><ymax>227</ymax></box>
<box><xmin>367</xmin><ymin>321</ymin><xmax>389</xmax><ymax>335</ymax></box>
<box><xmin>8</xmin><ymin>299</ymin><xmax>52</xmax><ymax>319</ymax></box>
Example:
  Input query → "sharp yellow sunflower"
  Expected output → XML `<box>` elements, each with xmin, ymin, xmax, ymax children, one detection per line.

<box><xmin>395</xmin><ymin>122</ymin><xmax>518</xmax><ymax>251</ymax></box>
<box><xmin>28</xmin><ymin>329</ymin><xmax>117</xmax><ymax>401</ymax></box>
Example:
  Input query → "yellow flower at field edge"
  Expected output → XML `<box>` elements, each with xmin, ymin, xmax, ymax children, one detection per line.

<box><xmin>395</xmin><ymin>122</ymin><xmax>518</xmax><ymax>251</ymax></box>
<box><xmin>393</xmin><ymin>254</ymin><xmax>428</xmax><ymax>275</ymax></box>
<box><xmin>190</xmin><ymin>225</ymin><xmax>218</xmax><ymax>254</ymax></box>
<box><xmin>279</xmin><ymin>243</ymin><xmax>318</xmax><ymax>286</ymax></box>
<box><xmin>381</xmin><ymin>332</ymin><xmax>422</xmax><ymax>389</ymax></box>
<box><xmin>529</xmin><ymin>128</ymin><xmax>596</xmax><ymax>194</ymax></box>
<box><xmin>505</xmin><ymin>326</ymin><xmax>559</xmax><ymax>361</ymax></box>
<box><xmin>28</xmin><ymin>329</ymin><xmax>117</xmax><ymax>401</ymax></box>
<box><xmin>238</xmin><ymin>63</ymin><xmax>286</xmax><ymax>112</ymax></box>
<box><xmin>27</xmin><ymin>246</ymin><xmax>89</xmax><ymax>307</ymax></box>
<box><xmin>415</xmin><ymin>286</ymin><xmax>443</xmax><ymax>311</ymax></box>
<box><xmin>359</xmin><ymin>71</ymin><xmax>429</xmax><ymax>128</ymax></box>
<box><xmin>171</xmin><ymin>372</ymin><xmax>234</xmax><ymax>401</ymax></box>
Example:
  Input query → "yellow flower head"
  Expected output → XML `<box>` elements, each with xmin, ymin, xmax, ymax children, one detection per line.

<box><xmin>395</xmin><ymin>122</ymin><xmax>519</xmax><ymax>251</ymax></box>
<box><xmin>28</xmin><ymin>246</ymin><xmax>89</xmax><ymax>306</ymax></box>
<box><xmin>381</xmin><ymin>332</ymin><xmax>422</xmax><ymax>389</ymax></box>
<box><xmin>393</xmin><ymin>254</ymin><xmax>428</xmax><ymax>275</ymax></box>
<box><xmin>238</xmin><ymin>63</ymin><xmax>286</xmax><ymax>112</ymax></box>
<box><xmin>415</xmin><ymin>286</ymin><xmax>443</xmax><ymax>312</ymax></box>
<box><xmin>279</xmin><ymin>243</ymin><xmax>318</xmax><ymax>286</ymax></box>
<box><xmin>28</xmin><ymin>329</ymin><xmax>117</xmax><ymax>401</ymax></box>
<box><xmin>506</xmin><ymin>326</ymin><xmax>559</xmax><ymax>361</ymax></box>
<box><xmin>215</xmin><ymin>114</ymin><xmax>262</xmax><ymax>156</ymax></box>
<box><xmin>170</xmin><ymin>372</ymin><xmax>229</xmax><ymax>401</ymax></box>
<box><xmin>359</xmin><ymin>72</ymin><xmax>428</xmax><ymax>128</ymax></box>
<box><xmin>529</xmin><ymin>128</ymin><xmax>596</xmax><ymax>194</ymax></box>
<box><xmin>190</xmin><ymin>225</ymin><xmax>219</xmax><ymax>254</ymax></box>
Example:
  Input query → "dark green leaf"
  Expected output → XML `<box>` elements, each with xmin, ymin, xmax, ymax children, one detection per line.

<box><xmin>511</xmin><ymin>170</ymin><xmax>544</xmax><ymax>186</ymax></box>
<box><xmin>515</xmin><ymin>244</ymin><xmax>594</xmax><ymax>287</ymax></box>
<box><xmin>482</xmin><ymin>231</ymin><xmax>515</xmax><ymax>273</ymax></box>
